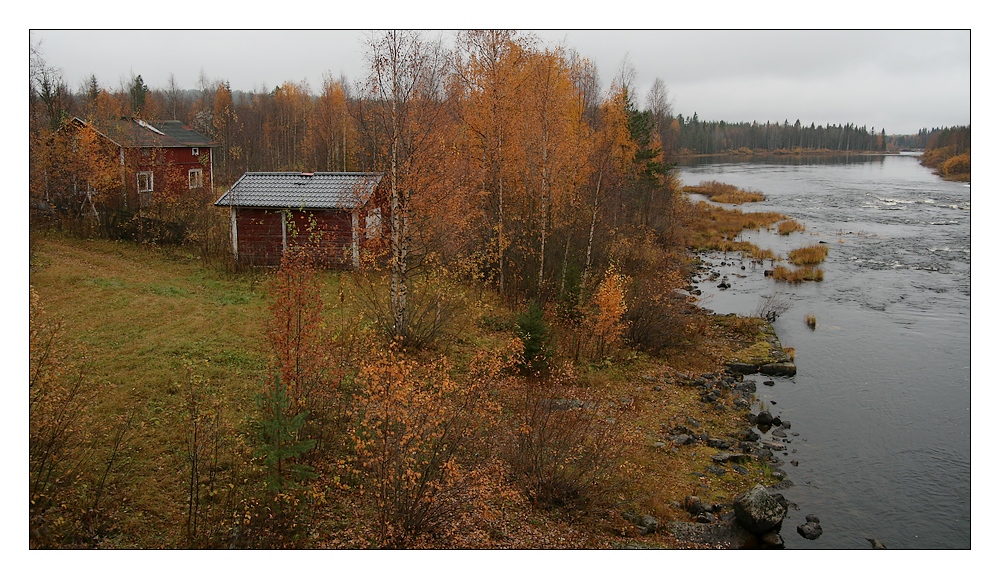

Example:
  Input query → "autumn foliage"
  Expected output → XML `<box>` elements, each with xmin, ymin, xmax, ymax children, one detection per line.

<box><xmin>351</xmin><ymin>340</ymin><xmax>517</xmax><ymax>546</ymax></box>
<box><xmin>266</xmin><ymin>245</ymin><xmax>326</xmax><ymax>410</ymax></box>
<box><xmin>29</xmin><ymin>30</ymin><xmax>807</xmax><ymax>549</ymax></box>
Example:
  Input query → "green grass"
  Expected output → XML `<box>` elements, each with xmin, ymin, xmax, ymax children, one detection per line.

<box><xmin>29</xmin><ymin>234</ymin><xmax>274</xmax><ymax>547</ymax></box>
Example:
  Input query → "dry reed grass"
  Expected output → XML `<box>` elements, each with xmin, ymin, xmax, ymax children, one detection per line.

<box><xmin>683</xmin><ymin>180</ymin><xmax>765</xmax><ymax>204</ymax></box>
<box><xmin>788</xmin><ymin>245</ymin><xmax>829</xmax><ymax>265</ymax></box>
<box><xmin>772</xmin><ymin>265</ymin><xmax>824</xmax><ymax>283</ymax></box>
<box><xmin>685</xmin><ymin>201</ymin><xmax>784</xmax><ymax>259</ymax></box>
<box><xmin>777</xmin><ymin>220</ymin><xmax>806</xmax><ymax>235</ymax></box>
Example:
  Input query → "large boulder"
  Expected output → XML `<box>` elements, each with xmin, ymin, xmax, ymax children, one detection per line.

<box><xmin>733</xmin><ymin>484</ymin><xmax>788</xmax><ymax>534</ymax></box>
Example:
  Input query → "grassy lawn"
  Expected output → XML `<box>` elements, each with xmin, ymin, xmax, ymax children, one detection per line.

<box><xmin>29</xmin><ymin>232</ymin><xmax>779</xmax><ymax>548</ymax></box>
<box><xmin>30</xmin><ymin>233</ymin><xmax>279</xmax><ymax>546</ymax></box>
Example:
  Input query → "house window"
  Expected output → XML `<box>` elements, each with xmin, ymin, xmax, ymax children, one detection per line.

<box><xmin>365</xmin><ymin>207</ymin><xmax>382</xmax><ymax>239</ymax></box>
<box><xmin>137</xmin><ymin>171</ymin><xmax>153</xmax><ymax>207</ymax></box>
<box><xmin>137</xmin><ymin>171</ymin><xmax>153</xmax><ymax>193</ymax></box>
<box><xmin>192</xmin><ymin>147</ymin><xmax>200</xmax><ymax>156</ymax></box>
<box><xmin>189</xmin><ymin>168</ymin><xmax>204</xmax><ymax>189</ymax></box>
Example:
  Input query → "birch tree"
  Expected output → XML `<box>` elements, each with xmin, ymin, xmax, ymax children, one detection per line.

<box><xmin>358</xmin><ymin>30</ymin><xmax>449</xmax><ymax>341</ymax></box>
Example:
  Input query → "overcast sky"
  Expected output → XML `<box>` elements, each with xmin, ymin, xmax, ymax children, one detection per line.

<box><xmin>29</xmin><ymin>29</ymin><xmax>970</xmax><ymax>135</ymax></box>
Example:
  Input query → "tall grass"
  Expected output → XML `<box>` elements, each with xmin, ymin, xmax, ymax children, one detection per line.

<box><xmin>777</xmin><ymin>220</ymin><xmax>806</xmax><ymax>235</ymax></box>
<box><xmin>683</xmin><ymin>181</ymin><xmax>765</xmax><ymax>204</ymax></box>
<box><xmin>788</xmin><ymin>244</ymin><xmax>829</xmax><ymax>265</ymax></box>
<box><xmin>772</xmin><ymin>265</ymin><xmax>824</xmax><ymax>283</ymax></box>
<box><xmin>684</xmin><ymin>201</ymin><xmax>784</xmax><ymax>258</ymax></box>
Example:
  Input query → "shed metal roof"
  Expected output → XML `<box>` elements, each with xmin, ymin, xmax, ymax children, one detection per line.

<box><xmin>214</xmin><ymin>172</ymin><xmax>384</xmax><ymax>210</ymax></box>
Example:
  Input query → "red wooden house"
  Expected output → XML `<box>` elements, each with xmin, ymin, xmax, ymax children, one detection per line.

<box><xmin>78</xmin><ymin>117</ymin><xmax>215</xmax><ymax>208</ymax></box>
<box><xmin>214</xmin><ymin>172</ymin><xmax>387</xmax><ymax>268</ymax></box>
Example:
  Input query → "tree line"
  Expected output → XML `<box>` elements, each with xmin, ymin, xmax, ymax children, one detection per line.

<box><xmin>664</xmin><ymin>115</ymin><xmax>891</xmax><ymax>155</ymax></box>
<box><xmin>919</xmin><ymin>125</ymin><xmax>971</xmax><ymax>180</ymax></box>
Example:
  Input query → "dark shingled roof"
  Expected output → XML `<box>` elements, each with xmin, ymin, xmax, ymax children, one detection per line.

<box><xmin>83</xmin><ymin>117</ymin><xmax>214</xmax><ymax>148</ymax></box>
<box><xmin>214</xmin><ymin>172</ymin><xmax>384</xmax><ymax>210</ymax></box>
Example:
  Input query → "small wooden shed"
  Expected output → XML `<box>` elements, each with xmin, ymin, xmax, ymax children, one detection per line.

<box><xmin>214</xmin><ymin>172</ymin><xmax>386</xmax><ymax>267</ymax></box>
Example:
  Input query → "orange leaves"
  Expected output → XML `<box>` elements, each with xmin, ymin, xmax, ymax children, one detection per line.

<box><xmin>304</xmin><ymin>74</ymin><xmax>354</xmax><ymax>173</ymax></box>
<box><xmin>350</xmin><ymin>338</ymin><xmax>517</xmax><ymax>546</ymax></box>
<box><xmin>265</xmin><ymin>246</ymin><xmax>326</xmax><ymax>408</ymax></box>
<box><xmin>587</xmin><ymin>265</ymin><xmax>629</xmax><ymax>360</ymax></box>
<box><xmin>601</xmin><ymin>85</ymin><xmax>639</xmax><ymax>176</ymax></box>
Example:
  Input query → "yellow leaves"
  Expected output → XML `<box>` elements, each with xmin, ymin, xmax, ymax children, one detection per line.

<box><xmin>586</xmin><ymin>265</ymin><xmax>629</xmax><ymax>360</ymax></box>
<box><xmin>601</xmin><ymin>85</ymin><xmax>639</xmax><ymax>174</ymax></box>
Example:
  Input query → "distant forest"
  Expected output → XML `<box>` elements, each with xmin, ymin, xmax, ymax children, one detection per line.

<box><xmin>663</xmin><ymin>115</ymin><xmax>972</xmax><ymax>157</ymax></box>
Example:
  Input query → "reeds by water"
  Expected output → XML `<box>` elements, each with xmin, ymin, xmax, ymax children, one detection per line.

<box><xmin>683</xmin><ymin>180</ymin><xmax>765</xmax><ymax>204</ymax></box>
<box><xmin>773</xmin><ymin>265</ymin><xmax>824</xmax><ymax>283</ymax></box>
<box><xmin>777</xmin><ymin>219</ymin><xmax>806</xmax><ymax>235</ymax></box>
<box><xmin>788</xmin><ymin>245</ymin><xmax>829</xmax><ymax>265</ymax></box>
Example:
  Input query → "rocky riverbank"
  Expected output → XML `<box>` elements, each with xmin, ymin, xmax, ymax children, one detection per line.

<box><xmin>627</xmin><ymin>252</ymin><xmax>809</xmax><ymax>548</ymax></box>
<box><xmin>652</xmin><ymin>365</ymin><xmax>811</xmax><ymax>548</ymax></box>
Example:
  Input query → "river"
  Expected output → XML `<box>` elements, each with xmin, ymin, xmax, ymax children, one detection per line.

<box><xmin>678</xmin><ymin>154</ymin><xmax>971</xmax><ymax>549</ymax></box>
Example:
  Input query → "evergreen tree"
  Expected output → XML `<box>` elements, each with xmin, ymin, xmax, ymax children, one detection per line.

<box><xmin>256</xmin><ymin>375</ymin><xmax>317</xmax><ymax>493</ymax></box>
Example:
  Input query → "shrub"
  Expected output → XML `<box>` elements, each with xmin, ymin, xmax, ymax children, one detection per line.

<box><xmin>588</xmin><ymin>266</ymin><xmax>629</xmax><ymax>360</ymax></box>
<box><xmin>941</xmin><ymin>153</ymin><xmax>970</xmax><ymax>177</ymax></box>
<box><xmin>805</xmin><ymin>314</ymin><xmax>817</xmax><ymax>330</ymax></box>
<box><xmin>266</xmin><ymin>247</ymin><xmax>327</xmax><ymax>411</ymax></box>
<box><xmin>351</xmin><ymin>344</ymin><xmax>514</xmax><ymax>546</ymax></box>
<box><xmin>755</xmin><ymin>293</ymin><xmax>791</xmax><ymax>322</ymax></box>
<box><xmin>624</xmin><ymin>281</ymin><xmax>705</xmax><ymax>353</ymax></box>
<box><xmin>505</xmin><ymin>375</ymin><xmax>628</xmax><ymax>511</ymax></box>
<box><xmin>354</xmin><ymin>266</ymin><xmax>466</xmax><ymax>350</ymax></box>
<box><xmin>29</xmin><ymin>287</ymin><xmax>138</xmax><ymax>548</ymax></box>
<box><xmin>29</xmin><ymin>288</ymin><xmax>96</xmax><ymax>547</ymax></box>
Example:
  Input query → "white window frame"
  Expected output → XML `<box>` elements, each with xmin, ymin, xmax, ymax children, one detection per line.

<box><xmin>137</xmin><ymin>171</ymin><xmax>153</xmax><ymax>193</ymax></box>
<box><xmin>137</xmin><ymin>171</ymin><xmax>154</xmax><ymax>208</ymax></box>
<box><xmin>192</xmin><ymin>147</ymin><xmax>200</xmax><ymax>156</ymax></box>
<box><xmin>188</xmin><ymin>168</ymin><xmax>204</xmax><ymax>189</ymax></box>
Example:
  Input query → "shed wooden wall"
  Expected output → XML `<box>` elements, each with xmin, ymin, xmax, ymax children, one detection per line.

<box><xmin>234</xmin><ymin>208</ymin><xmax>355</xmax><ymax>267</ymax></box>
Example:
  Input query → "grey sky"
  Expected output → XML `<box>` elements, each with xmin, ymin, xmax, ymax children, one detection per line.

<box><xmin>29</xmin><ymin>29</ymin><xmax>970</xmax><ymax>135</ymax></box>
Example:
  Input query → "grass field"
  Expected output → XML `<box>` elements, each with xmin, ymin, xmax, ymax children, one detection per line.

<box><xmin>29</xmin><ymin>232</ymin><xmax>780</xmax><ymax>548</ymax></box>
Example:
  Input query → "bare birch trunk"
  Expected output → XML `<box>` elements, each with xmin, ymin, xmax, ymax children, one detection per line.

<box><xmin>582</xmin><ymin>169</ymin><xmax>602</xmax><ymax>289</ymax></box>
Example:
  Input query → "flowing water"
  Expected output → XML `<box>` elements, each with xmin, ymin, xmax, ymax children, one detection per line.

<box><xmin>678</xmin><ymin>154</ymin><xmax>971</xmax><ymax>549</ymax></box>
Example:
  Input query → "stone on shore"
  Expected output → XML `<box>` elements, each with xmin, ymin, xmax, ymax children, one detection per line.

<box><xmin>733</xmin><ymin>484</ymin><xmax>788</xmax><ymax>534</ymax></box>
